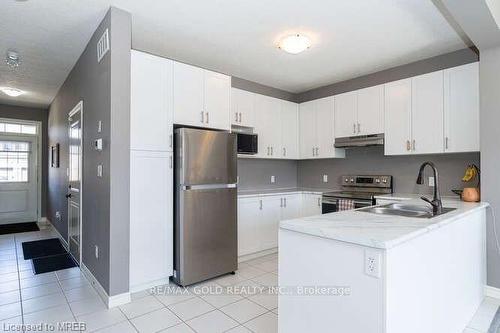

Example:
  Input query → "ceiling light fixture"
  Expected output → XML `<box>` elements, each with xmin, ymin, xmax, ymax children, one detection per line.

<box><xmin>6</xmin><ymin>50</ymin><xmax>21</xmax><ymax>68</ymax></box>
<box><xmin>278</xmin><ymin>34</ymin><xmax>311</xmax><ymax>54</ymax></box>
<box><xmin>0</xmin><ymin>87</ymin><xmax>25</xmax><ymax>97</ymax></box>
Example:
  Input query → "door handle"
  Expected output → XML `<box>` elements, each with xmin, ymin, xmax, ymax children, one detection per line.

<box><xmin>315</xmin><ymin>147</ymin><xmax>319</xmax><ymax>156</ymax></box>
<box><xmin>317</xmin><ymin>197</ymin><xmax>321</xmax><ymax>207</ymax></box>
<box><xmin>65</xmin><ymin>194</ymin><xmax>72</xmax><ymax>199</ymax></box>
<box><xmin>169</xmin><ymin>156</ymin><xmax>173</xmax><ymax>169</ymax></box>
<box><xmin>267</xmin><ymin>147</ymin><xmax>270</xmax><ymax>155</ymax></box>
<box><xmin>201</xmin><ymin>111</ymin><xmax>204</xmax><ymax>123</ymax></box>
<box><xmin>283</xmin><ymin>147</ymin><xmax>286</xmax><ymax>156</ymax></box>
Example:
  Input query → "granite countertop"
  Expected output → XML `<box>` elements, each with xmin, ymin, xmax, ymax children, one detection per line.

<box><xmin>237</xmin><ymin>187</ymin><xmax>335</xmax><ymax>197</ymax></box>
<box><xmin>280</xmin><ymin>198</ymin><xmax>489</xmax><ymax>250</ymax></box>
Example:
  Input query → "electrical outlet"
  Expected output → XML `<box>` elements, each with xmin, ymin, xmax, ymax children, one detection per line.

<box><xmin>365</xmin><ymin>250</ymin><xmax>381</xmax><ymax>278</ymax></box>
<box><xmin>428</xmin><ymin>176</ymin><xmax>435</xmax><ymax>187</ymax></box>
<box><xmin>95</xmin><ymin>245</ymin><xmax>99</xmax><ymax>259</ymax></box>
<box><xmin>270</xmin><ymin>176</ymin><xmax>276</xmax><ymax>184</ymax></box>
<box><xmin>323</xmin><ymin>175</ymin><xmax>328</xmax><ymax>183</ymax></box>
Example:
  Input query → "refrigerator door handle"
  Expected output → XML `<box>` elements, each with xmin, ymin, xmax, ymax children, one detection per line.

<box><xmin>182</xmin><ymin>184</ymin><xmax>237</xmax><ymax>190</ymax></box>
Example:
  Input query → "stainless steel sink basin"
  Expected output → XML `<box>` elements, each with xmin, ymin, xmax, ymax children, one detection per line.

<box><xmin>358</xmin><ymin>203</ymin><xmax>456</xmax><ymax>219</ymax></box>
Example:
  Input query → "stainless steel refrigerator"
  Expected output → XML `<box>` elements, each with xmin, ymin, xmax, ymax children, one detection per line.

<box><xmin>173</xmin><ymin>128</ymin><xmax>238</xmax><ymax>286</ymax></box>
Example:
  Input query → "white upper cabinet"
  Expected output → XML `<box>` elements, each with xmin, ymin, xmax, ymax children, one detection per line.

<box><xmin>255</xmin><ymin>95</ymin><xmax>281</xmax><ymax>158</ymax></box>
<box><xmin>334</xmin><ymin>85</ymin><xmax>384</xmax><ymax>138</ymax></box>
<box><xmin>315</xmin><ymin>96</ymin><xmax>339</xmax><ymax>158</ymax></box>
<box><xmin>173</xmin><ymin>62</ymin><xmax>230</xmax><ymax>130</ymax></box>
<box><xmin>384</xmin><ymin>78</ymin><xmax>412</xmax><ymax>155</ymax></box>
<box><xmin>299</xmin><ymin>100</ymin><xmax>316</xmax><ymax>159</ymax></box>
<box><xmin>173</xmin><ymin>62</ymin><xmax>204</xmax><ymax>127</ymax></box>
<box><xmin>334</xmin><ymin>91</ymin><xmax>357</xmax><ymax>138</ymax></box>
<box><xmin>281</xmin><ymin>101</ymin><xmax>299</xmax><ymax>159</ymax></box>
<box><xmin>204</xmin><ymin>70</ymin><xmax>231</xmax><ymax>130</ymax></box>
<box><xmin>231</xmin><ymin>88</ymin><xmax>256</xmax><ymax>127</ymax></box>
<box><xmin>357</xmin><ymin>85</ymin><xmax>384</xmax><ymax>135</ymax></box>
<box><xmin>130</xmin><ymin>50</ymin><xmax>173</xmax><ymax>152</ymax></box>
<box><xmin>411</xmin><ymin>71</ymin><xmax>444</xmax><ymax>154</ymax></box>
<box><xmin>300</xmin><ymin>97</ymin><xmax>345</xmax><ymax>159</ymax></box>
<box><xmin>443</xmin><ymin>62</ymin><xmax>479</xmax><ymax>153</ymax></box>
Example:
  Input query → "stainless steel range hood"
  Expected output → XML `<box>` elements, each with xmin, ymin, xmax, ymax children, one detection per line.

<box><xmin>334</xmin><ymin>134</ymin><xmax>384</xmax><ymax>148</ymax></box>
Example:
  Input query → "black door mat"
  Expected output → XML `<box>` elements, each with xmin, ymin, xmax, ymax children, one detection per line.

<box><xmin>32</xmin><ymin>253</ymin><xmax>77</xmax><ymax>274</ymax></box>
<box><xmin>0</xmin><ymin>222</ymin><xmax>39</xmax><ymax>235</ymax></box>
<box><xmin>22</xmin><ymin>238</ymin><xmax>66</xmax><ymax>260</ymax></box>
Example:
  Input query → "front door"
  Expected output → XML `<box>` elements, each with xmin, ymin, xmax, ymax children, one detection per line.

<box><xmin>68</xmin><ymin>104</ymin><xmax>82</xmax><ymax>264</ymax></box>
<box><xmin>0</xmin><ymin>134</ymin><xmax>38</xmax><ymax>224</ymax></box>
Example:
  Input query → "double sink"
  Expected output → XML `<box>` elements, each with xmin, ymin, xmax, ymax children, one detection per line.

<box><xmin>358</xmin><ymin>203</ymin><xmax>456</xmax><ymax>219</ymax></box>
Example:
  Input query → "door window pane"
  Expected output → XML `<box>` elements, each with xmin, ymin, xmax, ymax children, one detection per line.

<box><xmin>0</xmin><ymin>122</ymin><xmax>37</xmax><ymax>135</ymax></box>
<box><xmin>0</xmin><ymin>141</ymin><xmax>30</xmax><ymax>182</ymax></box>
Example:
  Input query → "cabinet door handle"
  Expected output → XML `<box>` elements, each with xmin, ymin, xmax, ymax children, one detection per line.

<box><xmin>312</xmin><ymin>147</ymin><xmax>315</xmax><ymax>156</ymax></box>
<box><xmin>280</xmin><ymin>198</ymin><xmax>283</xmax><ymax>208</ymax></box>
<box><xmin>271</xmin><ymin>147</ymin><xmax>273</xmax><ymax>155</ymax></box>
<box><xmin>169</xmin><ymin>155</ymin><xmax>173</xmax><ymax>169</ymax></box>
<box><xmin>283</xmin><ymin>147</ymin><xmax>286</xmax><ymax>156</ymax></box>
<box><xmin>357</xmin><ymin>123</ymin><xmax>361</xmax><ymax>133</ymax></box>
<box><xmin>259</xmin><ymin>200</ymin><xmax>263</xmax><ymax>210</ymax></box>
<box><xmin>206</xmin><ymin>112</ymin><xmax>209</xmax><ymax>124</ymax></box>
<box><xmin>284</xmin><ymin>197</ymin><xmax>287</xmax><ymax>207</ymax></box>
<box><xmin>445</xmin><ymin>137</ymin><xmax>449</xmax><ymax>150</ymax></box>
<box><xmin>235</xmin><ymin>112</ymin><xmax>239</xmax><ymax>123</ymax></box>
<box><xmin>406</xmin><ymin>140</ymin><xmax>411</xmax><ymax>151</ymax></box>
<box><xmin>267</xmin><ymin>147</ymin><xmax>270</xmax><ymax>156</ymax></box>
<box><xmin>412</xmin><ymin>140</ymin><xmax>416</xmax><ymax>151</ymax></box>
<box><xmin>201</xmin><ymin>111</ymin><xmax>204</xmax><ymax>123</ymax></box>
<box><xmin>169</xmin><ymin>134</ymin><xmax>173</xmax><ymax>148</ymax></box>
<box><xmin>239</xmin><ymin>112</ymin><xmax>242</xmax><ymax>123</ymax></box>
<box><xmin>315</xmin><ymin>147</ymin><xmax>319</xmax><ymax>156</ymax></box>
<box><xmin>353</xmin><ymin>123</ymin><xmax>356</xmax><ymax>134</ymax></box>
<box><xmin>317</xmin><ymin>197</ymin><xmax>321</xmax><ymax>207</ymax></box>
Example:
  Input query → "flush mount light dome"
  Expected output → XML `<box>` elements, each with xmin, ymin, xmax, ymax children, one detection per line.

<box><xmin>0</xmin><ymin>87</ymin><xmax>25</xmax><ymax>97</ymax></box>
<box><xmin>278</xmin><ymin>34</ymin><xmax>311</xmax><ymax>54</ymax></box>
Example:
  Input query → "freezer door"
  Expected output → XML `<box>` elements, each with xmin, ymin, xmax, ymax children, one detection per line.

<box><xmin>176</xmin><ymin>128</ymin><xmax>237</xmax><ymax>185</ymax></box>
<box><xmin>175</xmin><ymin>187</ymin><xmax>237</xmax><ymax>286</ymax></box>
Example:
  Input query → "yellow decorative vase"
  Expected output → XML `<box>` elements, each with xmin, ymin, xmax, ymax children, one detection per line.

<box><xmin>462</xmin><ymin>187</ymin><xmax>480</xmax><ymax>202</ymax></box>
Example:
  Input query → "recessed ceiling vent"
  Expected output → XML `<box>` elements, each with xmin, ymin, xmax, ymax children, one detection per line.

<box><xmin>97</xmin><ymin>29</ymin><xmax>110</xmax><ymax>63</ymax></box>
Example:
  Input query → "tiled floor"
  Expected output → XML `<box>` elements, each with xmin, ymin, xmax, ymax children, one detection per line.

<box><xmin>0</xmin><ymin>224</ymin><xmax>497</xmax><ymax>333</ymax></box>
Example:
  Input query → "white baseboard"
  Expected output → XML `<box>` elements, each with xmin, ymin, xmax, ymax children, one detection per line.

<box><xmin>130</xmin><ymin>277</ymin><xmax>171</xmax><ymax>294</ymax></box>
<box><xmin>238</xmin><ymin>247</ymin><xmax>278</xmax><ymax>263</ymax></box>
<box><xmin>81</xmin><ymin>263</ymin><xmax>131</xmax><ymax>308</ymax></box>
<box><xmin>485</xmin><ymin>285</ymin><xmax>500</xmax><ymax>300</ymax></box>
<box><xmin>46</xmin><ymin>219</ymin><xmax>68</xmax><ymax>251</ymax></box>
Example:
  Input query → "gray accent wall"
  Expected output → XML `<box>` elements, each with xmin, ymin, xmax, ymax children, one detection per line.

<box><xmin>0</xmin><ymin>104</ymin><xmax>48</xmax><ymax>216</ymax></box>
<box><xmin>297</xmin><ymin>147</ymin><xmax>479</xmax><ymax>195</ymax></box>
<box><xmin>238</xmin><ymin>159</ymin><xmax>297</xmax><ymax>191</ymax></box>
<box><xmin>231</xmin><ymin>77</ymin><xmax>298</xmax><ymax>102</ymax></box>
<box><xmin>479</xmin><ymin>46</ymin><xmax>500</xmax><ymax>288</ymax></box>
<box><xmin>297</xmin><ymin>48</ymin><xmax>479</xmax><ymax>103</ymax></box>
<box><xmin>48</xmin><ymin>7</ymin><xmax>131</xmax><ymax>296</ymax></box>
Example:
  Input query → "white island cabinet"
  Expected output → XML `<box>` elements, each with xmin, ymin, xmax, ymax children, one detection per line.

<box><xmin>279</xmin><ymin>200</ymin><xmax>488</xmax><ymax>333</ymax></box>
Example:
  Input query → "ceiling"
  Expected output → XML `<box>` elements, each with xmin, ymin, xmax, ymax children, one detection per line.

<box><xmin>0</xmin><ymin>0</ymin><xmax>467</xmax><ymax>108</ymax></box>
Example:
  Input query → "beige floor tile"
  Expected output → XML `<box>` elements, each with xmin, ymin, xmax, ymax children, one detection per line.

<box><xmin>168</xmin><ymin>297</ymin><xmax>214</xmax><ymax>321</ymax></box>
<box><xmin>130</xmin><ymin>307</ymin><xmax>182</xmax><ymax>333</ymax></box>
<box><xmin>187</xmin><ymin>309</ymin><xmax>239</xmax><ymax>333</ymax></box>
<box><xmin>220</xmin><ymin>299</ymin><xmax>267</xmax><ymax>324</ymax></box>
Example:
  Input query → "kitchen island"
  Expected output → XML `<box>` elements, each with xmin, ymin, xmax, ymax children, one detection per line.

<box><xmin>278</xmin><ymin>199</ymin><xmax>488</xmax><ymax>333</ymax></box>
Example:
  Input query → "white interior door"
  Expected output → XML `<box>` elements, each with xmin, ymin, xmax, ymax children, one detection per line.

<box><xmin>0</xmin><ymin>134</ymin><xmax>38</xmax><ymax>224</ymax></box>
<box><xmin>68</xmin><ymin>105</ymin><xmax>82</xmax><ymax>263</ymax></box>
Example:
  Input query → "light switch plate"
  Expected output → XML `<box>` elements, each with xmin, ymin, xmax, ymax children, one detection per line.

<box><xmin>97</xmin><ymin>121</ymin><xmax>102</xmax><ymax>133</ymax></box>
<box><xmin>97</xmin><ymin>164</ymin><xmax>103</xmax><ymax>178</ymax></box>
<box><xmin>323</xmin><ymin>175</ymin><xmax>328</xmax><ymax>183</ymax></box>
<box><xmin>270</xmin><ymin>176</ymin><xmax>276</xmax><ymax>183</ymax></box>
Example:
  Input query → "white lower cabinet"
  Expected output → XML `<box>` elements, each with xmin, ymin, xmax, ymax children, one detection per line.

<box><xmin>237</xmin><ymin>192</ymin><xmax>322</xmax><ymax>257</ymax></box>
<box><xmin>301</xmin><ymin>193</ymin><xmax>322</xmax><ymax>217</ymax></box>
<box><xmin>130</xmin><ymin>150</ymin><xmax>173</xmax><ymax>290</ymax></box>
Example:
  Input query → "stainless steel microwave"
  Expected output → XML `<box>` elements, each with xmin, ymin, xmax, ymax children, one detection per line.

<box><xmin>237</xmin><ymin>133</ymin><xmax>258</xmax><ymax>155</ymax></box>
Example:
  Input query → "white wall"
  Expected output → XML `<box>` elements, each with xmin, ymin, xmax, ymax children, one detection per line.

<box><xmin>480</xmin><ymin>46</ymin><xmax>500</xmax><ymax>288</ymax></box>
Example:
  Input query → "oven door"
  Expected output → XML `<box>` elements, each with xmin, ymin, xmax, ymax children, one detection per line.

<box><xmin>322</xmin><ymin>196</ymin><xmax>374</xmax><ymax>213</ymax></box>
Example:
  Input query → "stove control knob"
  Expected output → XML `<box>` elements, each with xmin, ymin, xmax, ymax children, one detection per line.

<box><xmin>375</xmin><ymin>179</ymin><xmax>381</xmax><ymax>183</ymax></box>
<box><xmin>345</xmin><ymin>178</ymin><xmax>349</xmax><ymax>183</ymax></box>
<box><xmin>382</xmin><ymin>178</ymin><xmax>387</xmax><ymax>183</ymax></box>
<box><xmin>350</xmin><ymin>178</ymin><xmax>354</xmax><ymax>183</ymax></box>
